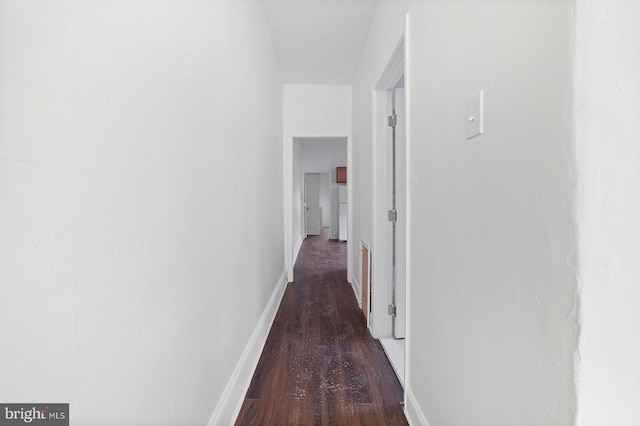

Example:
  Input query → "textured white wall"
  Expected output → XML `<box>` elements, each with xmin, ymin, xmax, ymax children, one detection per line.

<box><xmin>407</xmin><ymin>2</ymin><xmax>578</xmax><ymax>424</ymax></box>
<box><xmin>574</xmin><ymin>1</ymin><xmax>640</xmax><ymax>424</ymax></box>
<box><xmin>0</xmin><ymin>1</ymin><xmax>284</xmax><ymax>424</ymax></box>
<box><xmin>353</xmin><ymin>0</ymin><xmax>579</xmax><ymax>424</ymax></box>
<box><xmin>283</xmin><ymin>85</ymin><xmax>352</xmax><ymax>136</ymax></box>
<box><xmin>283</xmin><ymin>85</ymin><xmax>351</xmax><ymax>280</ymax></box>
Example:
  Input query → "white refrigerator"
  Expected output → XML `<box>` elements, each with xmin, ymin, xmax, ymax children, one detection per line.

<box><xmin>338</xmin><ymin>185</ymin><xmax>348</xmax><ymax>241</ymax></box>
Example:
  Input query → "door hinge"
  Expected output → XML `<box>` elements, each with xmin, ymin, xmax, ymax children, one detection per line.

<box><xmin>388</xmin><ymin>113</ymin><xmax>397</xmax><ymax>128</ymax></box>
<box><xmin>388</xmin><ymin>209</ymin><xmax>397</xmax><ymax>222</ymax></box>
<box><xmin>388</xmin><ymin>304</ymin><xmax>397</xmax><ymax>317</ymax></box>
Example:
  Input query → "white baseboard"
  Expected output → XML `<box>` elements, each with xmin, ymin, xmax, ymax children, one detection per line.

<box><xmin>351</xmin><ymin>273</ymin><xmax>361</xmax><ymax>307</ymax></box>
<box><xmin>293</xmin><ymin>236</ymin><xmax>304</xmax><ymax>266</ymax></box>
<box><xmin>207</xmin><ymin>270</ymin><xmax>288</xmax><ymax>426</ymax></box>
<box><xmin>405</xmin><ymin>387</ymin><xmax>430</xmax><ymax>426</ymax></box>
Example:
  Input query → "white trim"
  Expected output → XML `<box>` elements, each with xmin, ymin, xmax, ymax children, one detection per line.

<box><xmin>371</xmin><ymin>88</ymin><xmax>391</xmax><ymax>338</ymax></box>
<box><xmin>380</xmin><ymin>337</ymin><xmax>405</xmax><ymax>387</ymax></box>
<box><xmin>293</xmin><ymin>236</ymin><xmax>304</xmax><ymax>266</ymax></box>
<box><xmin>207</xmin><ymin>270</ymin><xmax>288</xmax><ymax>426</ymax></box>
<box><xmin>405</xmin><ymin>387</ymin><xmax>430</xmax><ymax>426</ymax></box>
<box><xmin>351</xmin><ymin>273</ymin><xmax>361</xmax><ymax>306</ymax></box>
<box><xmin>285</xmin><ymin>135</ymin><xmax>294</xmax><ymax>282</ymax></box>
<box><xmin>403</xmin><ymin>10</ymin><xmax>414</xmax><ymax>415</ymax></box>
<box><xmin>376</xmin><ymin>39</ymin><xmax>406</xmax><ymax>90</ymax></box>
<box><xmin>358</xmin><ymin>238</ymin><xmax>371</xmax><ymax>325</ymax></box>
<box><xmin>346</xmin><ymin>134</ymin><xmax>353</xmax><ymax>284</ymax></box>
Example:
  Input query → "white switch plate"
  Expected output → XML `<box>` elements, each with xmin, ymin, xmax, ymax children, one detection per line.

<box><xmin>466</xmin><ymin>90</ymin><xmax>484</xmax><ymax>140</ymax></box>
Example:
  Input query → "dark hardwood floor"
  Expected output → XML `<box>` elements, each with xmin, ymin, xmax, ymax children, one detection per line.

<box><xmin>236</xmin><ymin>229</ymin><xmax>407</xmax><ymax>425</ymax></box>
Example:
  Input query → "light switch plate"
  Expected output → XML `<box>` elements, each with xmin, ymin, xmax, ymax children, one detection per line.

<box><xmin>466</xmin><ymin>90</ymin><xmax>484</xmax><ymax>140</ymax></box>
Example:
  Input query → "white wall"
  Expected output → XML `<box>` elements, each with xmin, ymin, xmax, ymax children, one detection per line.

<box><xmin>318</xmin><ymin>174</ymin><xmax>330</xmax><ymax>228</ymax></box>
<box><xmin>0</xmin><ymin>1</ymin><xmax>284</xmax><ymax>424</ymax></box>
<box><xmin>574</xmin><ymin>1</ymin><xmax>640</xmax><ymax>424</ymax></box>
<box><xmin>353</xmin><ymin>1</ymin><xmax>579</xmax><ymax>424</ymax></box>
<box><xmin>283</xmin><ymin>85</ymin><xmax>351</xmax><ymax>280</ymax></box>
<box><xmin>301</xmin><ymin>143</ymin><xmax>348</xmax><ymax>175</ymax></box>
<box><xmin>283</xmin><ymin>85</ymin><xmax>352</xmax><ymax>136</ymax></box>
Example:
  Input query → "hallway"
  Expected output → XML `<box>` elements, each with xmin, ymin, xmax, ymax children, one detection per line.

<box><xmin>2</xmin><ymin>1</ymin><xmax>639</xmax><ymax>424</ymax></box>
<box><xmin>236</xmin><ymin>229</ymin><xmax>407</xmax><ymax>425</ymax></box>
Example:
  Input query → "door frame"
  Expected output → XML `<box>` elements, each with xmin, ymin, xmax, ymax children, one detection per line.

<box><xmin>284</xmin><ymin>136</ymin><xmax>352</xmax><ymax>282</ymax></box>
<box><xmin>371</xmin><ymin>37</ymin><xmax>406</xmax><ymax>339</ymax></box>
<box><xmin>371</xmin><ymin>25</ymin><xmax>412</xmax><ymax>392</ymax></box>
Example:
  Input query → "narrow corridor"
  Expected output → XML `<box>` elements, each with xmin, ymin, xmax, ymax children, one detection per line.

<box><xmin>236</xmin><ymin>229</ymin><xmax>407</xmax><ymax>424</ymax></box>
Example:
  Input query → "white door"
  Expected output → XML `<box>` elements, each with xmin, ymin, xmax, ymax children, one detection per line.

<box><xmin>305</xmin><ymin>173</ymin><xmax>321</xmax><ymax>236</ymax></box>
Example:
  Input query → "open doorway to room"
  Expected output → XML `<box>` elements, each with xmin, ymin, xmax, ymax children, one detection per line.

<box><xmin>304</xmin><ymin>172</ymin><xmax>330</xmax><ymax>237</ymax></box>
<box><xmin>292</xmin><ymin>137</ymin><xmax>348</xmax><ymax>255</ymax></box>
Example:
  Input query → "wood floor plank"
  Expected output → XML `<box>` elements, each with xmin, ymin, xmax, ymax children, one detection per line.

<box><xmin>236</xmin><ymin>229</ymin><xmax>407</xmax><ymax>425</ymax></box>
<box><xmin>235</xmin><ymin>399</ymin><xmax>267</xmax><ymax>424</ymax></box>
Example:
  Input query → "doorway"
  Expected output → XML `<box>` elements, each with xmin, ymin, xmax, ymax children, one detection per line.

<box><xmin>390</xmin><ymin>79</ymin><xmax>407</xmax><ymax>341</ymax></box>
<box><xmin>304</xmin><ymin>172</ymin><xmax>330</xmax><ymax>237</ymax></box>
<box><xmin>371</xmin><ymin>37</ymin><xmax>407</xmax><ymax>387</ymax></box>
<box><xmin>291</xmin><ymin>137</ymin><xmax>348</xmax><ymax>261</ymax></box>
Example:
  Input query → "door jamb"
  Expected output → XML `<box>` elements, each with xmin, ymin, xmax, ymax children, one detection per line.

<box><xmin>371</xmin><ymin>38</ymin><xmax>406</xmax><ymax>339</ymax></box>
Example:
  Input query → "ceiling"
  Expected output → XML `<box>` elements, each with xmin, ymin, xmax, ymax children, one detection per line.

<box><xmin>259</xmin><ymin>0</ymin><xmax>378</xmax><ymax>85</ymax></box>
